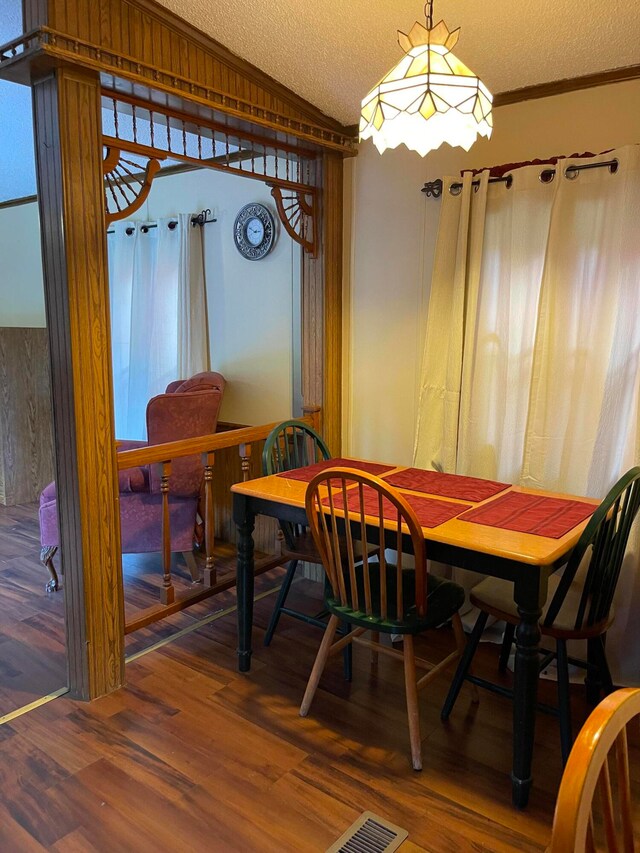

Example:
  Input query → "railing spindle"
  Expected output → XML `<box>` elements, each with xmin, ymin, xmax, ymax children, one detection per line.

<box><xmin>116</xmin><ymin>411</ymin><xmax>323</xmax><ymax>633</ymax></box>
<box><xmin>160</xmin><ymin>461</ymin><xmax>174</xmax><ymax>605</ymax></box>
<box><xmin>203</xmin><ymin>450</ymin><xmax>216</xmax><ymax>587</ymax></box>
<box><xmin>240</xmin><ymin>443</ymin><xmax>252</xmax><ymax>481</ymax></box>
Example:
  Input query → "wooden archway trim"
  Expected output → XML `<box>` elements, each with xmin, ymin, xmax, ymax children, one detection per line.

<box><xmin>3</xmin><ymin>0</ymin><xmax>347</xmax><ymax>701</ymax></box>
<box><xmin>103</xmin><ymin>142</ymin><xmax>164</xmax><ymax>225</ymax></box>
<box><xmin>269</xmin><ymin>185</ymin><xmax>317</xmax><ymax>257</ymax></box>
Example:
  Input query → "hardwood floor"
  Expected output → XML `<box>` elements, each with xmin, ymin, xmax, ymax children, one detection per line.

<box><xmin>0</xmin><ymin>556</ymin><xmax>620</xmax><ymax>852</ymax></box>
<box><xmin>0</xmin><ymin>503</ymin><xmax>66</xmax><ymax>715</ymax></box>
<box><xmin>2</xmin><ymin>502</ymin><xmax>634</xmax><ymax>851</ymax></box>
<box><xmin>0</xmin><ymin>501</ymin><xmax>274</xmax><ymax>716</ymax></box>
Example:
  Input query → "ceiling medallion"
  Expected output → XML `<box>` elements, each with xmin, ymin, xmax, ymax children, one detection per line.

<box><xmin>360</xmin><ymin>0</ymin><xmax>493</xmax><ymax>157</ymax></box>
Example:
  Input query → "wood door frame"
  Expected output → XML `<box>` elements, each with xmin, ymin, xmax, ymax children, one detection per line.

<box><xmin>1</xmin><ymin>0</ymin><xmax>355</xmax><ymax>698</ymax></box>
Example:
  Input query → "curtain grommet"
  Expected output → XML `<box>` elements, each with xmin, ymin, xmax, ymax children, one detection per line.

<box><xmin>564</xmin><ymin>165</ymin><xmax>579</xmax><ymax>180</ymax></box>
<box><xmin>539</xmin><ymin>169</ymin><xmax>555</xmax><ymax>184</ymax></box>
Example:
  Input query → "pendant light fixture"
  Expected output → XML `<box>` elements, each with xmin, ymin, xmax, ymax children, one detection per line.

<box><xmin>360</xmin><ymin>1</ymin><xmax>493</xmax><ymax>157</ymax></box>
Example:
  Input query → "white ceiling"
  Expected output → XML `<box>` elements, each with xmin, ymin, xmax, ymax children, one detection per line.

<box><xmin>158</xmin><ymin>0</ymin><xmax>640</xmax><ymax>125</ymax></box>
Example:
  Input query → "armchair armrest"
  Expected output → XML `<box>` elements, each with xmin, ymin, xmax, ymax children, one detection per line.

<box><xmin>116</xmin><ymin>439</ymin><xmax>148</xmax><ymax>452</ymax></box>
<box><xmin>117</xmin><ymin>440</ymin><xmax>149</xmax><ymax>492</ymax></box>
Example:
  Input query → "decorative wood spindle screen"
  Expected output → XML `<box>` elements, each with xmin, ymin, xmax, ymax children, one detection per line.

<box><xmin>102</xmin><ymin>92</ymin><xmax>320</xmax><ymax>254</ymax></box>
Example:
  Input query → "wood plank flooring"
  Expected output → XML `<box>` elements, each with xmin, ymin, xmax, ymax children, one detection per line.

<box><xmin>0</xmin><ymin>502</ymin><xmax>66</xmax><ymax>715</ymax></box>
<box><xmin>3</xmin><ymin>502</ymin><xmax>636</xmax><ymax>850</ymax></box>
<box><xmin>1</xmin><ymin>564</ymin><xmax>621</xmax><ymax>852</ymax></box>
<box><xmin>0</xmin><ymin>502</ymin><xmax>273</xmax><ymax>716</ymax></box>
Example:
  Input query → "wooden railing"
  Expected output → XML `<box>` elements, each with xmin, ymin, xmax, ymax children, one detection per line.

<box><xmin>117</xmin><ymin>407</ymin><xmax>320</xmax><ymax>633</ymax></box>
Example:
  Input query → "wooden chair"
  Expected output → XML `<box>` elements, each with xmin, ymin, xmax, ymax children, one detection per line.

<box><xmin>442</xmin><ymin>467</ymin><xmax>640</xmax><ymax>764</ymax></box>
<box><xmin>301</xmin><ymin>467</ymin><xmax>468</xmax><ymax>770</ymax></box>
<box><xmin>261</xmin><ymin>420</ymin><xmax>333</xmax><ymax>646</ymax></box>
<box><xmin>550</xmin><ymin>687</ymin><xmax>640</xmax><ymax>852</ymax></box>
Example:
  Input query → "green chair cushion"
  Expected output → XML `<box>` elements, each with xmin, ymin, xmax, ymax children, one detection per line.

<box><xmin>325</xmin><ymin>562</ymin><xmax>465</xmax><ymax>635</ymax></box>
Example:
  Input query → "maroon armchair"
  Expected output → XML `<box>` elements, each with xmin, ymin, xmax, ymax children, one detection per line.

<box><xmin>39</xmin><ymin>371</ymin><xmax>226</xmax><ymax>592</ymax></box>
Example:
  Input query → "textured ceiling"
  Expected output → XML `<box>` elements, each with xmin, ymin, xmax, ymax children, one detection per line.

<box><xmin>157</xmin><ymin>0</ymin><xmax>640</xmax><ymax>125</ymax></box>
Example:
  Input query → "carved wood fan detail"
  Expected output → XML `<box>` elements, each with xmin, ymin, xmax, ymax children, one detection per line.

<box><xmin>269</xmin><ymin>185</ymin><xmax>317</xmax><ymax>256</ymax></box>
<box><xmin>103</xmin><ymin>143</ymin><xmax>165</xmax><ymax>225</ymax></box>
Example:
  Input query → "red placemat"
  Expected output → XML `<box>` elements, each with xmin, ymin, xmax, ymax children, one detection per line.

<box><xmin>277</xmin><ymin>457</ymin><xmax>396</xmax><ymax>482</ymax></box>
<box><xmin>458</xmin><ymin>491</ymin><xmax>596</xmax><ymax>538</ymax></box>
<box><xmin>322</xmin><ymin>486</ymin><xmax>469</xmax><ymax>528</ymax></box>
<box><xmin>382</xmin><ymin>468</ymin><xmax>509</xmax><ymax>502</ymax></box>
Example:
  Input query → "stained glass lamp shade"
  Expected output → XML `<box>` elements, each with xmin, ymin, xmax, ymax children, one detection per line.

<box><xmin>360</xmin><ymin>17</ymin><xmax>493</xmax><ymax>157</ymax></box>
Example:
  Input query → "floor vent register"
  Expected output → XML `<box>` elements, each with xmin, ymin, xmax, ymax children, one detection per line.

<box><xmin>326</xmin><ymin>811</ymin><xmax>408</xmax><ymax>853</ymax></box>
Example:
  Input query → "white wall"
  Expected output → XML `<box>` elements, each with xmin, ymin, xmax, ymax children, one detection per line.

<box><xmin>346</xmin><ymin>78</ymin><xmax>640</xmax><ymax>463</ymax></box>
<box><xmin>0</xmin><ymin>201</ymin><xmax>45</xmax><ymax>327</ymax></box>
<box><xmin>144</xmin><ymin>167</ymin><xmax>299</xmax><ymax>426</ymax></box>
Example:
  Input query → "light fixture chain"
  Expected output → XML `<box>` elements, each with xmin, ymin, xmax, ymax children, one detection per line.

<box><xmin>423</xmin><ymin>0</ymin><xmax>434</xmax><ymax>30</ymax></box>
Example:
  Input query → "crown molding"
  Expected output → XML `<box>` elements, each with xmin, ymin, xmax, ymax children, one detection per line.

<box><xmin>494</xmin><ymin>63</ymin><xmax>640</xmax><ymax>107</ymax></box>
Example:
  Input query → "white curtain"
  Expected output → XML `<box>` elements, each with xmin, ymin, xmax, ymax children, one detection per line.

<box><xmin>414</xmin><ymin>145</ymin><xmax>640</xmax><ymax>684</ymax></box>
<box><xmin>107</xmin><ymin>214</ymin><xmax>209</xmax><ymax>440</ymax></box>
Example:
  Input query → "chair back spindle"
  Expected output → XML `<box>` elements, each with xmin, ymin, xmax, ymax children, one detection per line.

<box><xmin>262</xmin><ymin>420</ymin><xmax>331</xmax><ymax>551</ymax></box>
<box><xmin>550</xmin><ymin>687</ymin><xmax>640</xmax><ymax>853</ymax></box>
<box><xmin>306</xmin><ymin>468</ymin><xmax>427</xmax><ymax>628</ymax></box>
<box><xmin>544</xmin><ymin>468</ymin><xmax>640</xmax><ymax>633</ymax></box>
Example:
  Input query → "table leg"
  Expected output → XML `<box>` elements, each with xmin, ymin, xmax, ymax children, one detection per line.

<box><xmin>234</xmin><ymin>493</ymin><xmax>256</xmax><ymax>673</ymax></box>
<box><xmin>511</xmin><ymin>570</ymin><xmax>546</xmax><ymax>809</ymax></box>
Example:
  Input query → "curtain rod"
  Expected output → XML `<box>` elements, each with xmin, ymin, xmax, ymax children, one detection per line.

<box><xmin>106</xmin><ymin>208</ymin><xmax>216</xmax><ymax>235</ymax></box>
<box><xmin>422</xmin><ymin>158</ymin><xmax>619</xmax><ymax>198</ymax></box>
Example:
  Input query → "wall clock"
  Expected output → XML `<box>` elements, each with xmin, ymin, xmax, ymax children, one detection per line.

<box><xmin>233</xmin><ymin>203</ymin><xmax>276</xmax><ymax>260</ymax></box>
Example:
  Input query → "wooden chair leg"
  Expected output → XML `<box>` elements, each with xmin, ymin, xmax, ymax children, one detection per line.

<box><xmin>441</xmin><ymin>610</ymin><xmax>488</xmax><ymax>721</ymax></box>
<box><xmin>342</xmin><ymin>623</ymin><xmax>353</xmax><ymax>682</ymax></box>
<box><xmin>183</xmin><ymin>551</ymin><xmax>200</xmax><ymax>583</ymax></box>
<box><xmin>499</xmin><ymin>622</ymin><xmax>515</xmax><ymax>673</ymax></box>
<box><xmin>590</xmin><ymin>634</ymin><xmax>614</xmax><ymax>696</ymax></box>
<box><xmin>556</xmin><ymin>639</ymin><xmax>573</xmax><ymax>765</ymax></box>
<box><xmin>40</xmin><ymin>546</ymin><xmax>59</xmax><ymax>593</ymax></box>
<box><xmin>370</xmin><ymin>630</ymin><xmax>380</xmax><ymax>669</ymax></box>
<box><xmin>402</xmin><ymin>635</ymin><xmax>422</xmax><ymax>771</ymax></box>
<box><xmin>264</xmin><ymin>559</ymin><xmax>299</xmax><ymax>646</ymax></box>
<box><xmin>586</xmin><ymin>637</ymin><xmax>605</xmax><ymax>706</ymax></box>
<box><xmin>452</xmin><ymin>612</ymin><xmax>479</xmax><ymax>703</ymax></box>
<box><xmin>300</xmin><ymin>615</ymin><xmax>341</xmax><ymax>717</ymax></box>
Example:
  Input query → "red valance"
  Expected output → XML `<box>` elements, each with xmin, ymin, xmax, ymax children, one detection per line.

<box><xmin>463</xmin><ymin>151</ymin><xmax>607</xmax><ymax>178</ymax></box>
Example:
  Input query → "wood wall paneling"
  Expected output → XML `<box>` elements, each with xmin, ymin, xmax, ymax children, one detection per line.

<box><xmin>322</xmin><ymin>153</ymin><xmax>344</xmax><ymax>457</ymax></box>
<box><xmin>32</xmin><ymin>65</ymin><xmax>125</xmax><ymax>700</ymax></box>
<box><xmin>16</xmin><ymin>0</ymin><xmax>356</xmax><ymax>152</ymax></box>
<box><xmin>301</xmin><ymin>159</ymin><xmax>325</xmax><ymax>441</ymax></box>
<box><xmin>21</xmin><ymin>0</ymin><xmax>49</xmax><ymax>30</ymax></box>
<box><xmin>0</xmin><ymin>328</ymin><xmax>55</xmax><ymax>505</ymax></box>
<box><xmin>300</xmin><ymin>154</ymin><xmax>343</xmax><ymax>456</ymax></box>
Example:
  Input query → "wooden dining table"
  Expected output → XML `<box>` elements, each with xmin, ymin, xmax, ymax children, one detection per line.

<box><xmin>231</xmin><ymin>458</ymin><xmax>599</xmax><ymax>809</ymax></box>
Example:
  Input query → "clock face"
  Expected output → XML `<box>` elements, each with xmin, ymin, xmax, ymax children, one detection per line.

<box><xmin>245</xmin><ymin>217</ymin><xmax>265</xmax><ymax>247</ymax></box>
<box><xmin>233</xmin><ymin>203</ymin><xmax>276</xmax><ymax>260</ymax></box>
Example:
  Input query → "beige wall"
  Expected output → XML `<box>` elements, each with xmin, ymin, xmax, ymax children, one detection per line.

<box><xmin>346</xmin><ymin>78</ymin><xmax>640</xmax><ymax>463</ymax></box>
